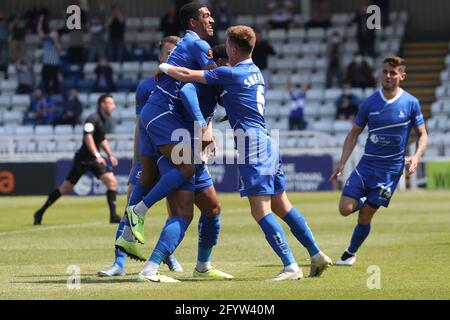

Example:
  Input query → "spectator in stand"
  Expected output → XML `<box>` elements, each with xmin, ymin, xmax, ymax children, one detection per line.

<box><xmin>267</xmin><ymin>0</ymin><xmax>295</xmax><ymax>30</ymax></box>
<box><xmin>305</xmin><ymin>0</ymin><xmax>331</xmax><ymax>28</ymax></box>
<box><xmin>253</xmin><ymin>30</ymin><xmax>276</xmax><ymax>87</ymax></box>
<box><xmin>9</xmin><ymin>14</ymin><xmax>27</xmax><ymax>63</ymax></box>
<box><xmin>24</xmin><ymin>89</ymin><xmax>60</xmax><ymax>125</ymax></box>
<box><xmin>106</xmin><ymin>3</ymin><xmax>126</xmax><ymax>63</ymax></box>
<box><xmin>214</xmin><ymin>0</ymin><xmax>231</xmax><ymax>31</ymax></box>
<box><xmin>56</xmin><ymin>88</ymin><xmax>83</xmax><ymax>126</ymax></box>
<box><xmin>336</xmin><ymin>95</ymin><xmax>359</xmax><ymax>121</ymax></box>
<box><xmin>345</xmin><ymin>52</ymin><xmax>376</xmax><ymax>89</ymax></box>
<box><xmin>93</xmin><ymin>56</ymin><xmax>116</xmax><ymax>93</ymax></box>
<box><xmin>15</xmin><ymin>58</ymin><xmax>35</xmax><ymax>94</ymax></box>
<box><xmin>287</xmin><ymin>78</ymin><xmax>308</xmax><ymax>130</ymax></box>
<box><xmin>351</xmin><ymin>4</ymin><xmax>376</xmax><ymax>57</ymax></box>
<box><xmin>25</xmin><ymin>0</ymin><xmax>49</xmax><ymax>33</ymax></box>
<box><xmin>159</xmin><ymin>2</ymin><xmax>182</xmax><ymax>37</ymax></box>
<box><xmin>335</xmin><ymin>82</ymin><xmax>361</xmax><ymax>121</ymax></box>
<box><xmin>89</xmin><ymin>15</ymin><xmax>106</xmax><ymax>62</ymax></box>
<box><xmin>38</xmin><ymin>15</ymin><xmax>62</xmax><ymax>95</ymax></box>
<box><xmin>325</xmin><ymin>31</ymin><xmax>343</xmax><ymax>88</ymax></box>
<box><xmin>0</xmin><ymin>10</ymin><xmax>9</xmax><ymax>76</ymax></box>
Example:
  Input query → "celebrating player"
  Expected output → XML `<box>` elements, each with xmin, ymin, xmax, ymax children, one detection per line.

<box><xmin>159</xmin><ymin>25</ymin><xmax>332</xmax><ymax>281</ymax></box>
<box><xmin>98</xmin><ymin>36</ymin><xmax>183</xmax><ymax>277</ymax></box>
<box><xmin>329</xmin><ymin>56</ymin><xmax>428</xmax><ymax>266</ymax></box>
<box><xmin>33</xmin><ymin>94</ymin><xmax>120</xmax><ymax>225</ymax></box>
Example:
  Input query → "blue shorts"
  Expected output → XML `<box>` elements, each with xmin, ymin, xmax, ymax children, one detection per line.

<box><xmin>128</xmin><ymin>160</ymin><xmax>142</xmax><ymax>186</ymax></box>
<box><xmin>238</xmin><ymin>151</ymin><xmax>286</xmax><ymax>197</ymax></box>
<box><xmin>140</xmin><ymin>102</ymin><xmax>190</xmax><ymax>148</ymax></box>
<box><xmin>342</xmin><ymin>162</ymin><xmax>402</xmax><ymax>208</ymax></box>
<box><xmin>157</xmin><ymin>156</ymin><xmax>213</xmax><ymax>195</ymax></box>
<box><xmin>138</xmin><ymin>117</ymin><xmax>159</xmax><ymax>157</ymax></box>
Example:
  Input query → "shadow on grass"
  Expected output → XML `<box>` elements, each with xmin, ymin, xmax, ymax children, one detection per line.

<box><xmin>256</xmin><ymin>264</ymin><xmax>312</xmax><ymax>268</ymax></box>
<box><xmin>13</xmin><ymin>278</ymin><xmax>140</xmax><ymax>285</ymax></box>
<box><xmin>17</xmin><ymin>273</ymin><xmax>139</xmax><ymax>278</ymax></box>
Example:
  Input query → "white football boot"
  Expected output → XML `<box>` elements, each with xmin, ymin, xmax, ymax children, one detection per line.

<box><xmin>335</xmin><ymin>251</ymin><xmax>357</xmax><ymax>266</ymax></box>
<box><xmin>309</xmin><ymin>251</ymin><xmax>333</xmax><ymax>277</ymax></box>
<box><xmin>270</xmin><ymin>265</ymin><xmax>304</xmax><ymax>281</ymax></box>
<box><xmin>97</xmin><ymin>264</ymin><xmax>126</xmax><ymax>277</ymax></box>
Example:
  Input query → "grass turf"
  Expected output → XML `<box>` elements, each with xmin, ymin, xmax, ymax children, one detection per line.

<box><xmin>0</xmin><ymin>191</ymin><xmax>449</xmax><ymax>300</ymax></box>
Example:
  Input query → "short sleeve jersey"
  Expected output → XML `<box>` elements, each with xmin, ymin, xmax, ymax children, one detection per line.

<box><xmin>76</xmin><ymin>112</ymin><xmax>111</xmax><ymax>160</ymax></box>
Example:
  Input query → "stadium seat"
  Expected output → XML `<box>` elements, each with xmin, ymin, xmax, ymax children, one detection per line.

<box><xmin>14</xmin><ymin>126</ymin><xmax>34</xmax><ymax>136</ymax></box>
<box><xmin>83</xmin><ymin>62</ymin><xmax>97</xmax><ymax>79</ymax></box>
<box><xmin>268</xmin><ymin>29</ymin><xmax>287</xmax><ymax>42</ymax></box>
<box><xmin>37</xmin><ymin>140</ymin><xmax>56</xmax><ymax>153</ymax></box>
<box><xmin>11</xmin><ymin>95</ymin><xmax>30</xmax><ymax>110</ymax></box>
<box><xmin>331</xmin><ymin>13</ymin><xmax>351</xmax><ymax>26</ymax></box>
<box><xmin>324</xmin><ymin>89</ymin><xmax>342</xmax><ymax>102</ymax></box>
<box><xmin>16</xmin><ymin>140</ymin><xmax>36</xmax><ymax>153</ymax></box>
<box><xmin>306</xmin><ymin>88</ymin><xmax>324</xmax><ymax>102</ymax></box>
<box><xmin>319</xmin><ymin>104</ymin><xmax>336</xmax><ymax>118</ymax></box>
<box><xmin>112</xmin><ymin>92</ymin><xmax>128</xmax><ymax>107</ymax></box>
<box><xmin>236</xmin><ymin>15</ymin><xmax>255</xmax><ymax>26</ymax></box>
<box><xmin>292</xmin><ymin>14</ymin><xmax>310</xmax><ymax>26</ymax></box>
<box><xmin>114</xmin><ymin>123</ymin><xmax>134</xmax><ymax>134</ymax></box>
<box><xmin>0</xmin><ymin>96</ymin><xmax>11</xmax><ymax>109</ymax></box>
<box><xmin>306</xmin><ymin>28</ymin><xmax>326</xmax><ymax>41</ymax></box>
<box><xmin>3</xmin><ymin>111</ymin><xmax>23</xmax><ymax>125</ymax></box>
<box><xmin>333</xmin><ymin>120</ymin><xmax>353</xmax><ymax>134</ymax></box>
<box><xmin>312</xmin><ymin>120</ymin><xmax>334</xmax><ymax>133</ymax></box>
<box><xmin>118</xmin><ymin>108</ymin><xmax>136</xmax><ymax>122</ymax></box>
<box><xmin>54</xmin><ymin>125</ymin><xmax>74</xmax><ymax>135</ymax></box>
<box><xmin>142</xmin><ymin>17</ymin><xmax>160</xmax><ymax>30</ymax></box>
<box><xmin>287</xmin><ymin>28</ymin><xmax>306</xmax><ymax>42</ymax></box>
<box><xmin>121</xmin><ymin>62</ymin><xmax>141</xmax><ymax>81</ymax></box>
<box><xmin>135</xmin><ymin>32</ymin><xmax>153</xmax><ymax>44</ymax></box>
<box><xmin>254</xmin><ymin>15</ymin><xmax>270</xmax><ymax>28</ymax></box>
<box><xmin>141</xmin><ymin>61</ymin><xmax>159</xmax><ymax>77</ymax></box>
<box><xmin>34</xmin><ymin>125</ymin><xmax>54</xmax><ymax>135</ymax></box>
<box><xmin>1</xmin><ymin>80</ymin><xmax>18</xmax><ymax>94</ymax></box>
<box><xmin>266</xmin><ymin>89</ymin><xmax>287</xmax><ymax>103</ymax></box>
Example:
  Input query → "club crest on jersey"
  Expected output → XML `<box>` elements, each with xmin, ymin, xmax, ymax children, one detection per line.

<box><xmin>370</xmin><ymin>134</ymin><xmax>379</xmax><ymax>144</ymax></box>
<box><xmin>399</xmin><ymin>111</ymin><xmax>406</xmax><ymax>118</ymax></box>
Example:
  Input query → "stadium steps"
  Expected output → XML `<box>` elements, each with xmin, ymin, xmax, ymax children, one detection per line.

<box><xmin>401</xmin><ymin>41</ymin><xmax>449</xmax><ymax>119</ymax></box>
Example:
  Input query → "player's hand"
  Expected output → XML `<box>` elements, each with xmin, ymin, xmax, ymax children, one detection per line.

<box><xmin>405</xmin><ymin>156</ymin><xmax>419</xmax><ymax>175</ymax></box>
<box><xmin>96</xmin><ymin>157</ymin><xmax>106</xmax><ymax>167</ymax></box>
<box><xmin>329</xmin><ymin>161</ymin><xmax>345</xmax><ymax>182</ymax></box>
<box><xmin>201</xmin><ymin>125</ymin><xmax>214</xmax><ymax>151</ymax></box>
<box><xmin>154</xmin><ymin>67</ymin><xmax>164</xmax><ymax>81</ymax></box>
<box><xmin>109</xmin><ymin>155</ymin><xmax>119</xmax><ymax>167</ymax></box>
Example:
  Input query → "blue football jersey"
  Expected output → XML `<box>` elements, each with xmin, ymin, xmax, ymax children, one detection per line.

<box><xmin>196</xmin><ymin>83</ymin><xmax>219</xmax><ymax>124</ymax></box>
<box><xmin>355</xmin><ymin>89</ymin><xmax>424</xmax><ymax>172</ymax></box>
<box><xmin>149</xmin><ymin>30</ymin><xmax>214</xmax><ymax>116</ymax></box>
<box><xmin>135</xmin><ymin>77</ymin><xmax>156</xmax><ymax>115</ymax></box>
<box><xmin>204</xmin><ymin>59</ymin><xmax>266</xmax><ymax>132</ymax></box>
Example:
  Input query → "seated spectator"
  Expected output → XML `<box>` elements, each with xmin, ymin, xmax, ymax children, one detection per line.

<box><xmin>335</xmin><ymin>82</ymin><xmax>360</xmax><ymax>121</ymax></box>
<box><xmin>93</xmin><ymin>56</ymin><xmax>116</xmax><ymax>93</ymax></box>
<box><xmin>55</xmin><ymin>88</ymin><xmax>83</xmax><ymax>126</ymax></box>
<box><xmin>336</xmin><ymin>95</ymin><xmax>359</xmax><ymax>121</ymax></box>
<box><xmin>89</xmin><ymin>15</ymin><xmax>106</xmax><ymax>62</ymax></box>
<box><xmin>345</xmin><ymin>52</ymin><xmax>376</xmax><ymax>89</ymax></box>
<box><xmin>159</xmin><ymin>2</ymin><xmax>182</xmax><ymax>37</ymax></box>
<box><xmin>287</xmin><ymin>79</ymin><xmax>308</xmax><ymax>130</ymax></box>
<box><xmin>267</xmin><ymin>0</ymin><xmax>295</xmax><ymax>29</ymax></box>
<box><xmin>24</xmin><ymin>89</ymin><xmax>60</xmax><ymax>125</ymax></box>
<box><xmin>15</xmin><ymin>58</ymin><xmax>35</xmax><ymax>94</ymax></box>
<box><xmin>325</xmin><ymin>31</ymin><xmax>343</xmax><ymax>88</ymax></box>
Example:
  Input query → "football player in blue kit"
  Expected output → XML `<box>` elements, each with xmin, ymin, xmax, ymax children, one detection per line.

<box><xmin>159</xmin><ymin>25</ymin><xmax>332</xmax><ymax>281</ymax></box>
<box><xmin>329</xmin><ymin>56</ymin><xmax>428</xmax><ymax>266</ymax></box>
<box><xmin>98</xmin><ymin>36</ymin><xmax>183</xmax><ymax>277</ymax></box>
<box><xmin>136</xmin><ymin>44</ymin><xmax>234</xmax><ymax>283</ymax></box>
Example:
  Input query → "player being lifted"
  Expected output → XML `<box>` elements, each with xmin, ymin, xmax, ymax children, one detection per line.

<box><xmin>33</xmin><ymin>94</ymin><xmax>120</xmax><ymax>225</ymax></box>
<box><xmin>125</xmin><ymin>2</ymin><xmax>232</xmax><ymax>282</ymax></box>
<box><xmin>159</xmin><ymin>25</ymin><xmax>332</xmax><ymax>281</ymax></box>
<box><xmin>329</xmin><ymin>56</ymin><xmax>428</xmax><ymax>266</ymax></box>
<box><xmin>98</xmin><ymin>36</ymin><xmax>183</xmax><ymax>277</ymax></box>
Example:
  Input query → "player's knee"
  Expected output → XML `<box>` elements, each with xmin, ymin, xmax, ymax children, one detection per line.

<box><xmin>339</xmin><ymin>205</ymin><xmax>353</xmax><ymax>216</ymax></box>
<box><xmin>209</xmin><ymin>201</ymin><xmax>221</xmax><ymax>216</ymax></box>
<box><xmin>179</xmin><ymin>163</ymin><xmax>195</xmax><ymax>179</ymax></box>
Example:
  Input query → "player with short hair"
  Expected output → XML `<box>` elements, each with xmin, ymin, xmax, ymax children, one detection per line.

<box><xmin>33</xmin><ymin>94</ymin><xmax>120</xmax><ymax>225</ymax></box>
<box><xmin>329</xmin><ymin>56</ymin><xmax>428</xmax><ymax>266</ymax></box>
<box><xmin>98</xmin><ymin>36</ymin><xmax>183</xmax><ymax>277</ymax></box>
<box><xmin>159</xmin><ymin>25</ymin><xmax>332</xmax><ymax>281</ymax></box>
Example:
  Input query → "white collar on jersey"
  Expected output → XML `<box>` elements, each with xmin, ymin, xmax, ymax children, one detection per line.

<box><xmin>235</xmin><ymin>59</ymin><xmax>253</xmax><ymax>67</ymax></box>
<box><xmin>379</xmin><ymin>88</ymin><xmax>404</xmax><ymax>104</ymax></box>
<box><xmin>186</xmin><ymin>30</ymin><xmax>200</xmax><ymax>39</ymax></box>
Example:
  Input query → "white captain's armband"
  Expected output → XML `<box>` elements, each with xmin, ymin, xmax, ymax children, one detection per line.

<box><xmin>159</xmin><ymin>63</ymin><xmax>171</xmax><ymax>74</ymax></box>
<box><xmin>84</xmin><ymin>122</ymin><xmax>95</xmax><ymax>133</ymax></box>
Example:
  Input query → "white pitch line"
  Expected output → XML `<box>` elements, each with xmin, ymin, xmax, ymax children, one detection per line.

<box><xmin>0</xmin><ymin>221</ymin><xmax>105</xmax><ymax>236</ymax></box>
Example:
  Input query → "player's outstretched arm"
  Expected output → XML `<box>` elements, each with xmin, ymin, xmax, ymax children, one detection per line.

<box><xmin>329</xmin><ymin>124</ymin><xmax>364</xmax><ymax>182</ymax></box>
<box><xmin>405</xmin><ymin>124</ymin><xmax>428</xmax><ymax>175</ymax></box>
<box><xmin>159</xmin><ymin>63</ymin><xmax>207</xmax><ymax>84</ymax></box>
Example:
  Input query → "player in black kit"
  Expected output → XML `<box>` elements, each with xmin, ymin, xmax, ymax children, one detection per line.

<box><xmin>33</xmin><ymin>94</ymin><xmax>121</xmax><ymax>225</ymax></box>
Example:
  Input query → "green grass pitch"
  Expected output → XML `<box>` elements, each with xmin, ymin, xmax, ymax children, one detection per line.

<box><xmin>0</xmin><ymin>191</ymin><xmax>449</xmax><ymax>300</ymax></box>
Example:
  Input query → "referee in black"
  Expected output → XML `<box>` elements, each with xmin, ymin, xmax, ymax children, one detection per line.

<box><xmin>34</xmin><ymin>94</ymin><xmax>121</xmax><ymax>225</ymax></box>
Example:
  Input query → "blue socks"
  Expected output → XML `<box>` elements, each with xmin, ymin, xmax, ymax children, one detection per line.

<box><xmin>348</xmin><ymin>223</ymin><xmax>371</xmax><ymax>254</ymax></box>
<box><xmin>128</xmin><ymin>183</ymin><xmax>150</xmax><ymax>206</ymax></box>
<box><xmin>197</xmin><ymin>214</ymin><xmax>220</xmax><ymax>263</ymax></box>
<box><xmin>142</xmin><ymin>168</ymin><xmax>188</xmax><ymax>209</ymax></box>
<box><xmin>282</xmin><ymin>207</ymin><xmax>320</xmax><ymax>257</ymax></box>
<box><xmin>258</xmin><ymin>213</ymin><xmax>296</xmax><ymax>267</ymax></box>
<box><xmin>149</xmin><ymin>216</ymin><xmax>190</xmax><ymax>265</ymax></box>
<box><xmin>114</xmin><ymin>218</ymin><xmax>128</xmax><ymax>269</ymax></box>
